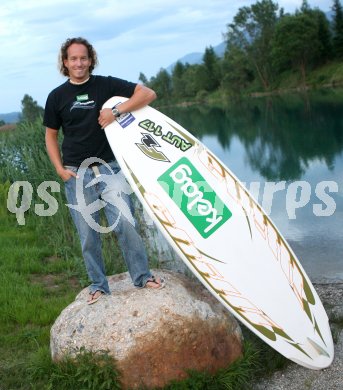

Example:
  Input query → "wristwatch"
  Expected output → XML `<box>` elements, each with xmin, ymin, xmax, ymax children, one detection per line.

<box><xmin>111</xmin><ymin>107</ymin><xmax>121</xmax><ymax>118</ymax></box>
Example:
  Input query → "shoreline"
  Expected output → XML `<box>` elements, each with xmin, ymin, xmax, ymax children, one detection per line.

<box><xmin>254</xmin><ymin>282</ymin><xmax>343</xmax><ymax>389</ymax></box>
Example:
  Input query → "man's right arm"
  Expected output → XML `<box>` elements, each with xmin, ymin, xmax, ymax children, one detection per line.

<box><xmin>45</xmin><ymin>127</ymin><xmax>77</xmax><ymax>182</ymax></box>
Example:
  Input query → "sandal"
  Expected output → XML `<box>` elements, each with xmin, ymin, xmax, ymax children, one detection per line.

<box><xmin>144</xmin><ymin>276</ymin><xmax>165</xmax><ymax>290</ymax></box>
<box><xmin>87</xmin><ymin>290</ymin><xmax>104</xmax><ymax>305</ymax></box>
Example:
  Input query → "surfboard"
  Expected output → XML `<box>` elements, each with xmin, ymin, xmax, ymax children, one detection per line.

<box><xmin>103</xmin><ymin>96</ymin><xmax>334</xmax><ymax>370</ymax></box>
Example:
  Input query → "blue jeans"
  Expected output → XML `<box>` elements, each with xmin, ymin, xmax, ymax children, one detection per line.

<box><xmin>64</xmin><ymin>160</ymin><xmax>152</xmax><ymax>294</ymax></box>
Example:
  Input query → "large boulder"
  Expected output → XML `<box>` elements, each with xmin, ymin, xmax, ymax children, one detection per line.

<box><xmin>50</xmin><ymin>269</ymin><xmax>242</xmax><ymax>389</ymax></box>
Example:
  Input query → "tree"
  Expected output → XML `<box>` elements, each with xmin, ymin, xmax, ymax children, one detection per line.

<box><xmin>21</xmin><ymin>94</ymin><xmax>44</xmax><ymax>123</ymax></box>
<box><xmin>225</xmin><ymin>0</ymin><xmax>281</xmax><ymax>90</ymax></box>
<box><xmin>0</xmin><ymin>120</ymin><xmax>5</xmax><ymax>127</ymax></box>
<box><xmin>299</xmin><ymin>2</ymin><xmax>333</xmax><ymax>63</ymax></box>
<box><xmin>300</xmin><ymin>0</ymin><xmax>311</xmax><ymax>12</ymax></box>
<box><xmin>202</xmin><ymin>46</ymin><xmax>221</xmax><ymax>91</ymax></box>
<box><xmin>182</xmin><ymin>65</ymin><xmax>205</xmax><ymax>97</ymax></box>
<box><xmin>221</xmin><ymin>46</ymin><xmax>254</xmax><ymax>93</ymax></box>
<box><xmin>147</xmin><ymin>69</ymin><xmax>172</xmax><ymax>101</ymax></box>
<box><xmin>172</xmin><ymin>61</ymin><xmax>187</xmax><ymax>98</ymax></box>
<box><xmin>138</xmin><ymin>72</ymin><xmax>148</xmax><ymax>85</ymax></box>
<box><xmin>272</xmin><ymin>13</ymin><xmax>321</xmax><ymax>84</ymax></box>
<box><xmin>332</xmin><ymin>0</ymin><xmax>343</xmax><ymax>58</ymax></box>
<box><xmin>315</xmin><ymin>9</ymin><xmax>333</xmax><ymax>62</ymax></box>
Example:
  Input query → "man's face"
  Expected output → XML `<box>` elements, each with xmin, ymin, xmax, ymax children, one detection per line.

<box><xmin>64</xmin><ymin>43</ymin><xmax>92</xmax><ymax>82</ymax></box>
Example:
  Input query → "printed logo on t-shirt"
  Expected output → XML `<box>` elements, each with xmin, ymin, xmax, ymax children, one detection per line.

<box><xmin>70</xmin><ymin>99</ymin><xmax>96</xmax><ymax>111</ymax></box>
<box><xmin>77</xmin><ymin>94</ymin><xmax>89</xmax><ymax>102</ymax></box>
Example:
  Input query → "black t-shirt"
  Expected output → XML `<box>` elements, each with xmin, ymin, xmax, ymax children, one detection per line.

<box><xmin>43</xmin><ymin>75</ymin><xmax>136</xmax><ymax>166</ymax></box>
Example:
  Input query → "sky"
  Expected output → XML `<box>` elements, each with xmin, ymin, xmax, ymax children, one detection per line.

<box><xmin>0</xmin><ymin>0</ymin><xmax>331</xmax><ymax>113</ymax></box>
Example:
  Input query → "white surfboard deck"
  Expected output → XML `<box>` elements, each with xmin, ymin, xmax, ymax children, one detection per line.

<box><xmin>103</xmin><ymin>96</ymin><xmax>334</xmax><ymax>369</ymax></box>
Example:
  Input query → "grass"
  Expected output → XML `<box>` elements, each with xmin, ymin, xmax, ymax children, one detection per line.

<box><xmin>308</xmin><ymin>61</ymin><xmax>343</xmax><ymax>87</ymax></box>
<box><xmin>0</xmin><ymin>210</ymin><xmax>80</xmax><ymax>389</ymax></box>
<box><xmin>0</xmin><ymin>178</ymin><xmax>78</xmax><ymax>388</ymax></box>
<box><xmin>270</xmin><ymin>61</ymin><xmax>343</xmax><ymax>91</ymax></box>
<box><xmin>27</xmin><ymin>347</ymin><xmax>122</xmax><ymax>390</ymax></box>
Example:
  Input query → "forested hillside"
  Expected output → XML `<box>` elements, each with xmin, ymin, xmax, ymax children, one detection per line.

<box><xmin>141</xmin><ymin>0</ymin><xmax>343</xmax><ymax>104</ymax></box>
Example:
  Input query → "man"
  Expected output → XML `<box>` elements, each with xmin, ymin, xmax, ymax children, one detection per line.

<box><xmin>44</xmin><ymin>37</ymin><xmax>164</xmax><ymax>304</ymax></box>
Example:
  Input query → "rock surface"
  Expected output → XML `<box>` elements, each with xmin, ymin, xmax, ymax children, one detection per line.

<box><xmin>50</xmin><ymin>269</ymin><xmax>242</xmax><ymax>389</ymax></box>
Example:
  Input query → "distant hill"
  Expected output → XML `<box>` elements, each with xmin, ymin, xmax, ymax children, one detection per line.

<box><xmin>0</xmin><ymin>112</ymin><xmax>20</xmax><ymax>123</ymax></box>
<box><xmin>166</xmin><ymin>41</ymin><xmax>226</xmax><ymax>73</ymax></box>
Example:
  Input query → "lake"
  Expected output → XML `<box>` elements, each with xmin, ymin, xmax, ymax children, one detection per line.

<box><xmin>161</xmin><ymin>90</ymin><xmax>343</xmax><ymax>283</ymax></box>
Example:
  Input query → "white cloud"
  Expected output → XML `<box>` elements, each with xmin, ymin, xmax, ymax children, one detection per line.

<box><xmin>0</xmin><ymin>0</ymin><xmax>332</xmax><ymax>112</ymax></box>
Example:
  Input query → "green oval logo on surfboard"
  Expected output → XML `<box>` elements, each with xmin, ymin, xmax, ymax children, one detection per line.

<box><xmin>158</xmin><ymin>157</ymin><xmax>232</xmax><ymax>238</ymax></box>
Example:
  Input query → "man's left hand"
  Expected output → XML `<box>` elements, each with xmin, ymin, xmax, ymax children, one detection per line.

<box><xmin>98</xmin><ymin>108</ymin><xmax>116</xmax><ymax>129</ymax></box>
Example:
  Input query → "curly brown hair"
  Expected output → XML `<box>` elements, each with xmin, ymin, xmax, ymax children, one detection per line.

<box><xmin>59</xmin><ymin>37</ymin><xmax>99</xmax><ymax>76</ymax></box>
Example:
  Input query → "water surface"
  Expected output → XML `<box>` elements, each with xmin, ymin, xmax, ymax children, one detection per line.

<box><xmin>161</xmin><ymin>90</ymin><xmax>343</xmax><ymax>283</ymax></box>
